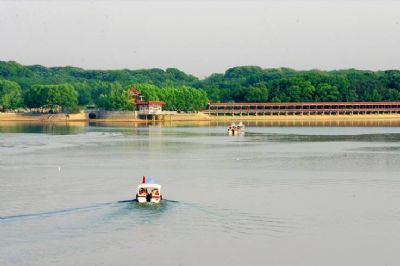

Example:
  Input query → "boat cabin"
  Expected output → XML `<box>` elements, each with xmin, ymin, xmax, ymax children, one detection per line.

<box><xmin>136</xmin><ymin>183</ymin><xmax>162</xmax><ymax>203</ymax></box>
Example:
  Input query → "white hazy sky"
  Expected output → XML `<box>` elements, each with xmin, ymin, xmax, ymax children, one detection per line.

<box><xmin>1</xmin><ymin>0</ymin><xmax>400</xmax><ymax>76</ymax></box>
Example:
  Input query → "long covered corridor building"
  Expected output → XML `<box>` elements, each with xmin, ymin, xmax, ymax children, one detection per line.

<box><xmin>205</xmin><ymin>102</ymin><xmax>400</xmax><ymax>116</ymax></box>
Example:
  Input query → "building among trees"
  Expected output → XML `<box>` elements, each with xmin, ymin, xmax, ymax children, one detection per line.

<box><xmin>128</xmin><ymin>86</ymin><xmax>165</xmax><ymax>115</ymax></box>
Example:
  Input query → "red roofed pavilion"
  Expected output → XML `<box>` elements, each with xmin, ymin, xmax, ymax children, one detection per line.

<box><xmin>128</xmin><ymin>86</ymin><xmax>165</xmax><ymax>114</ymax></box>
<box><xmin>136</xmin><ymin>100</ymin><xmax>165</xmax><ymax>115</ymax></box>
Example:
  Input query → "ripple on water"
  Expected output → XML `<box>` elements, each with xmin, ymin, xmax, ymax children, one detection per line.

<box><xmin>201</xmin><ymin>204</ymin><xmax>293</xmax><ymax>237</ymax></box>
<box><xmin>0</xmin><ymin>199</ymin><xmax>294</xmax><ymax>246</ymax></box>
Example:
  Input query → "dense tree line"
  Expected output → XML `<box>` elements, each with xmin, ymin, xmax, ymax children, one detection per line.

<box><xmin>200</xmin><ymin>66</ymin><xmax>400</xmax><ymax>102</ymax></box>
<box><xmin>24</xmin><ymin>84</ymin><xmax>79</xmax><ymax>113</ymax></box>
<box><xmin>0</xmin><ymin>61</ymin><xmax>198</xmax><ymax>90</ymax></box>
<box><xmin>1</xmin><ymin>61</ymin><xmax>400</xmax><ymax>112</ymax></box>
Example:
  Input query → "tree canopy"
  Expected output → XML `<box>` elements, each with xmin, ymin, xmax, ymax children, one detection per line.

<box><xmin>95</xmin><ymin>82</ymin><xmax>134</xmax><ymax>111</ymax></box>
<box><xmin>0</xmin><ymin>79</ymin><xmax>23</xmax><ymax>111</ymax></box>
<box><xmin>25</xmin><ymin>84</ymin><xmax>78</xmax><ymax>112</ymax></box>
<box><xmin>199</xmin><ymin>67</ymin><xmax>400</xmax><ymax>103</ymax></box>
<box><xmin>1</xmin><ymin>61</ymin><xmax>400</xmax><ymax>112</ymax></box>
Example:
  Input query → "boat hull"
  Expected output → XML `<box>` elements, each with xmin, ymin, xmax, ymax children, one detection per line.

<box><xmin>228</xmin><ymin>130</ymin><xmax>244</xmax><ymax>135</ymax></box>
<box><xmin>136</xmin><ymin>195</ymin><xmax>162</xmax><ymax>203</ymax></box>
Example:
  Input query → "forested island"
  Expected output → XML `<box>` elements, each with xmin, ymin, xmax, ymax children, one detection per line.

<box><xmin>1</xmin><ymin>60</ymin><xmax>400</xmax><ymax>113</ymax></box>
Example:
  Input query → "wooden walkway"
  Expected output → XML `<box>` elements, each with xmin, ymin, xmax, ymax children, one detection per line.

<box><xmin>204</xmin><ymin>102</ymin><xmax>400</xmax><ymax>116</ymax></box>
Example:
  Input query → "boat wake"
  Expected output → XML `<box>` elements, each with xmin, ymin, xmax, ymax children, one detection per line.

<box><xmin>0</xmin><ymin>199</ymin><xmax>179</xmax><ymax>222</ymax></box>
<box><xmin>1</xmin><ymin>199</ymin><xmax>295</xmax><ymax>246</ymax></box>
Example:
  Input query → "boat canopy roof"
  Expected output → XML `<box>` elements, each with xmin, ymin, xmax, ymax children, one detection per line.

<box><xmin>137</xmin><ymin>184</ymin><xmax>161</xmax><ymax>190</ymax></box>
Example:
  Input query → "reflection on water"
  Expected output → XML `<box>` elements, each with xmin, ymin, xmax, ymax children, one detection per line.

<box><xmin>92</xmin><ymin>119</ymin><xmax>400</xmax><ymax>128</ymax></box>
<box><xmin>0</xmin><ymin>121</ymin><xmax>86</xmax><ymax>135</ymax></box>
<box><xmin>233</xmin><ymin>119</ymin><xmax>400</xmax><ymax>127</ymax></box>
<box><xmin>1</xmin><ymin>119</ymin><xmax>400</xmax><ymax>135</ymax></box>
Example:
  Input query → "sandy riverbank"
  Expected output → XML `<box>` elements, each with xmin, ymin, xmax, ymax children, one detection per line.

<box><xmin>0</xmin><ymin>112</ymin><xmax>87</xmax><ymax>122</ymax></box>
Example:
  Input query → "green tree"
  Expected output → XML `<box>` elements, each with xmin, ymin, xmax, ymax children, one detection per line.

<box><xmin>96</xmin><ymin>82</ymin><xmax>134</xmax><ymax>111</ymax></box>
<box><xmin>202</xmin><ymin>86</ymin><xmax>221</xmax><ymax>102</ymax></box>
<box><xmin>0</xmin><ymin>79</ymin><xmax>23</xmax><ymax>110</ymax></box>
<box><xmin>25</xmin><ymin>84</ymin><xmax>78</xmax><ymax>112</ymax></box>
<box><xmin>134</xmin><ymin>84</ymin><xmax>160</xmax><ymax>101</ymax></box>
<box><xmin>244</xmin><ymin>84</ymin><xmax>269</xmax><ymax>102</ymax></box>
<box><xmin>315</xmin><ymin>83</ymin><xmax>340</xmax><ymax>102</ymax></box>
<box><xmin>383</xmin><ymin>88</ymin><xmax>400</xmax><ymax>101</ymax></box>
<box><xmin>73</xmin><ymin>82</ymin><xmax>93</xmax><ymax>106</ymax></box>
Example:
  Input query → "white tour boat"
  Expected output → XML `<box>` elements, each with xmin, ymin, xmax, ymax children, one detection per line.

<box><xmin>228</xmin><ymin>122</ymin><xmax>245</xmax><ymax>135</ymax></box>
<box><xmin>136</xmin><ymin>176</ymin><xmax>162</xmax><ymax>203</ymax></box>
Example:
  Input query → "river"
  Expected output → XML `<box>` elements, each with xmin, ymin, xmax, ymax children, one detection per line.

<box><xmin>1</xmin><ymin>121</ymin><xmax>400</xmax><ymax>265</ymax></box>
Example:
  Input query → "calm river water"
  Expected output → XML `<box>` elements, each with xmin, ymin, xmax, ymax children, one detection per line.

<box><xmin>1</xmin><ymin>121</ymin><xmax>400</xmax><ymax>266</ymax></box>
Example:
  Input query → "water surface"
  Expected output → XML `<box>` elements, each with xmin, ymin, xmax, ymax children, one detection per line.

<box><xmin>1</xmin><ymin>121</ymin><xmax>400</xmax><ymax>265</ymax></box>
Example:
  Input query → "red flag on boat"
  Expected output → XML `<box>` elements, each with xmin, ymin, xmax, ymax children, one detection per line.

<box><xmin>142</xmin><ymin>176</ymin><xmax>146</xmax><ymax>184</ymax></box>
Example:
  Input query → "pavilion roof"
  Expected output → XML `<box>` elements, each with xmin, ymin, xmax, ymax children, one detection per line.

<box><xmin>136</xmin><ymin>101</ymin><xmax>165</xmax><ymax>105</ymax></box>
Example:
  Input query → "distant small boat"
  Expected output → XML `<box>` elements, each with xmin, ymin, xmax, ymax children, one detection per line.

<box><xmin>136</xmin><ymin>176</ymin><xmax>162</xmax><ymax>203</ymax></box>
<box><xmin>228</xmin><ymin>122</ymin><xmax>245</xmax><ymax>135</ymax></box>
